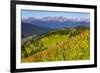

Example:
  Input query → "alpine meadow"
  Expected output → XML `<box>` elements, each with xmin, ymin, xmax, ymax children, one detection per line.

<box><xmin>21</xmin><ymin>10</ymin><xmax>90</xmax><ymax>63</ymax></box>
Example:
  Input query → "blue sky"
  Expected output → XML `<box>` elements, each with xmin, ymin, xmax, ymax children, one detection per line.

<box><xmin>21</xmin><ymin>9</ymin><xmax>90</xmax><ymax>19</ymax></box>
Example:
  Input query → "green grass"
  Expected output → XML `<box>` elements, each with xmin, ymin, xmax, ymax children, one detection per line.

<box><xmin>21</xmin><ymin>28</ymin><xmax>90</xmax><ymax>63</ymax></box>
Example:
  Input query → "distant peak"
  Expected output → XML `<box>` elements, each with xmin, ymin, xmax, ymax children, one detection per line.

<box><xmin>22</xmin><ymin>16</ymin><xmax>90</xmax><ymax>23</ymax></box>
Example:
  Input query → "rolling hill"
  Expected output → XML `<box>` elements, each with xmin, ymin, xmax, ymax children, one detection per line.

<box><xmin>21</xmin><ymin>28</ymin><xmax>90</xmax><ymax>62</ymax></box>
<box><xmin>21</xmin><ymin>22</ymin><xmax>51</xmax><ymax>38</ymax></box>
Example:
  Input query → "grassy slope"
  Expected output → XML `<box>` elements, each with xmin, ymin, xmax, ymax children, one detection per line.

<box><xmin>21</xmin><ymin>28</ymin><xmax>90</xmax><ymax>63</ymax></box>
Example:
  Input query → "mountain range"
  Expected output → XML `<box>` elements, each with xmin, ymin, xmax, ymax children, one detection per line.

<box><xmin>22</xmin><ymin>16</ymin><xmax>90</xmax><ymax>38</ymax></box>
<box><xmin>23</xmin><ymin>16</ymin><xmax>90</xmax><ymax>23</ymax></box>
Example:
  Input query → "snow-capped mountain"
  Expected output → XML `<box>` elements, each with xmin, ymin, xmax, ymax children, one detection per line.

<box><xmin>22</xmin><ymin>16</ymin><xmax>90</xmax><ymax>23</ymax></box>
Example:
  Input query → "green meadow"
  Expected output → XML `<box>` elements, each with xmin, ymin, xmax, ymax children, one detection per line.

<box><xmin>21</xmin><ymin>27</ymin><xmax>90</xmax><ymax>63</ymax></box>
